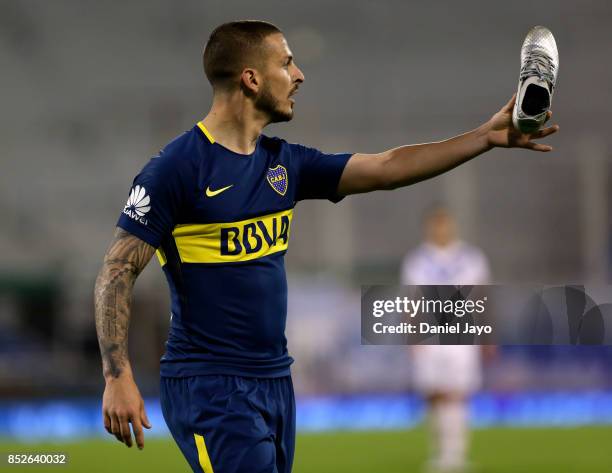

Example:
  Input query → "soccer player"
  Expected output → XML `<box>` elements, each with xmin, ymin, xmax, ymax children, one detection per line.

<box><xmin>401</xmin><ymin>207</ymin><xmax>491</xmax><ymax>472</ymax></box>
<box><xmin>94</xmin><ymin>20</ymin><xmax>557</xmax><ymax>473</ymax></box>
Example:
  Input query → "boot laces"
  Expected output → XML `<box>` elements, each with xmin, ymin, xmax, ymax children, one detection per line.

<box><xmin>520</xmin><ymin>48</ymin><xmax>556</xmax><ymax>90</ymax></box>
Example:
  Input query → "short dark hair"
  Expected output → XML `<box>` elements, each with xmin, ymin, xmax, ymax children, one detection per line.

<box><xmin>203</xmin><ymin>20</ymin><xmax>282</xmax><ymax>91</ymax></box>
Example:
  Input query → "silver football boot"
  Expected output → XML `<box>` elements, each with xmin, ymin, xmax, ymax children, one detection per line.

<box><xmin>512</xmin><ymin>26</ymin><xmax>559</xmax><ymax>134</ymax></box>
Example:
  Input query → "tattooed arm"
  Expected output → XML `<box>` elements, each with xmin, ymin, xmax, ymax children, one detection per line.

<box><xmin>94</xmin><ymin>227</ymin><xmax>156</xmax><ymax>449</ymax></box>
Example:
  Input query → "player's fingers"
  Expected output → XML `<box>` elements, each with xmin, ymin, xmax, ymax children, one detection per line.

<box><xmin>524</xmin><ymin>141</ymin><xmax>553</xmax><ymax>152</ymax></box>
<box><xmin>141</xmin><ymin>404</ymin><xmax>152</xmax><ymax>429</ymax></box>
<box><xmin>131</xmin><ymin>417</ymin><xmax>145</xmax><ymax>450</ymax></box>
<box><xmin>119</xmin><ymin>414</ymin><xmax>133</xmax><ymax>447</ymax></box>
<box><xmin>103</xmin><ymin>412</ymin><xmax>112</xmax><ymax>435</ymax></box>
<box><xmin>544</xmin><ymin>110</ymin><xmax>553</xmax><ymax>123</ymax></box>
<box><xmin>533</xmin><ymin>124</ymin><xmax>559</xmax><ymax>139</ymax></box>
<box><xmin>110</xmin><ymin>415</ymin><xmax>124</xmax><ymax>443</ymax></box>
<box><xmin>502</xmin><ymin>93</ymin><xmax>517</xmax><ymax>111</ymax></box>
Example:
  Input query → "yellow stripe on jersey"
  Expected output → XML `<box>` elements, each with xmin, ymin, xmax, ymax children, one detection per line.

<box><xmin>173</xmin><ymin>209</ymin><xmax>293</xmax><ymax>264</ymax></box>
<box><xmin>156</xmin><ymin>248</ymin><xmax>167</xmax><ymax>267</ymax></box>
<box><xmin>194</xmin><ymin>434</ymin><xmax>215</xmax><ymax>473</ymax></box>
<box><xmin>197</xmin><ymin>121</ymin><xmax>215</xmax><ymax>144</ymax></box>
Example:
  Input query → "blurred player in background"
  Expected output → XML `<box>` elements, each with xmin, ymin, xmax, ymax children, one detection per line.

<box><xmin>401</xmin><ymin>207</ymin><xmax>491</xmax><ymax>473</ymax></box>
<box><xmin>94</xmin><ymin>20</ymin><xmax>557</xmax><ymax>473</ymax></box>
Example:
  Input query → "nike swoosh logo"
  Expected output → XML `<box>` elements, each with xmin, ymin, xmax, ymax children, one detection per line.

<box><xmin>205</xmin><ymin>184</ymin><xmax>233</xmax><ymax>197</ymax></box>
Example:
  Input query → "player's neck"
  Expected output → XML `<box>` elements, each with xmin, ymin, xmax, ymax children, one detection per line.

<box><xmin>202</xmin><ymin>94</ymin><xmax>267</xmax><ymax>155</ymax></box>
<box><xmin>427</xmin><ymin>239</ymin><xmax>461</xmax><ymax>251</ymax></box>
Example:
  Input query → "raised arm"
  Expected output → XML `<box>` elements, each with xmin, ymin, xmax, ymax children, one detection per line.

<box><xmin>94</xmin><ymin>227</ymin><xmax>156</xmax><ymax>449</ymax></box>
<box><xmin>337</xmin><ymin>95</ymin><xmax>559</xmax><ymax>195</ymax></box>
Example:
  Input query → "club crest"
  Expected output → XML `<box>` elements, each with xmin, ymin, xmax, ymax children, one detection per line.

<box><xmin>266</xmin><ymin>165</ymin><xmax>288</xmax><ymax>196</ymax></box>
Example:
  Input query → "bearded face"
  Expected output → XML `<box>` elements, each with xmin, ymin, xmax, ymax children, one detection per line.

<box><xmin>254</xmin><ymin>81</ymin><xmax>295</xmax><ymax>123</ymax></box>
<box><xmin>251</xmin><ymin>33</ymin><xmax>303</xmax><ymax>124</ymax></box>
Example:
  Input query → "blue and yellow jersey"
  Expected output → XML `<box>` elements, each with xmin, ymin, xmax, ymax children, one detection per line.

<box><xmin>117</xmin><ymin>122</ymin><xmax>352</xmax><ymax>378</ymax></box>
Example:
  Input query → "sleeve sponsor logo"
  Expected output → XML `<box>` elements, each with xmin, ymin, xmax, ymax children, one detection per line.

<box><xmin>123</xmin><ymin>185</ymin><xmax>150</xmax><ymax>225</ymax></box>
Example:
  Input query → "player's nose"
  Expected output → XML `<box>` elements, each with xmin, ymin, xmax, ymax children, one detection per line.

<box><xmin>293</xmin><ymin>64</ymin><xmax>305</xmax><ymax>83</ymax></box>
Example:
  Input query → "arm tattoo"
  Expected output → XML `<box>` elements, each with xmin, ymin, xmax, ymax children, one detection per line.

<box><xmin>94</xmin><ymin>228</ymin><xmax>156</xmax><ymax>379</ymax></box>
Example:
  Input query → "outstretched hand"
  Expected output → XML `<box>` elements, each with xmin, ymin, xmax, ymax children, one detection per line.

<box><xmin>486</xmin><ymin>94</ymin><xmax>559</xmax><ymax>151</ymax></box>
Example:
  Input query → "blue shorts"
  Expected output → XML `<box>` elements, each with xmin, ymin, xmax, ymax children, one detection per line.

<box><xmin>160</xmin><ymin>375</ymin><xmax>295</xmax><ymax>473</ymax></box>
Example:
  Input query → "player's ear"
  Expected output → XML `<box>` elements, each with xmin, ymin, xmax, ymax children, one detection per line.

<box><xmin>240</xmin><ymin>68</ymin><xmax>260</xmax><ymax>95</ymax></box>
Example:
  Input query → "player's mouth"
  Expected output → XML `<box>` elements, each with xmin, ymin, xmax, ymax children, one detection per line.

<box><xmin>289</xmin><ymin>86</ymin><xmax>299</xmax><ymax>103</ymax></box>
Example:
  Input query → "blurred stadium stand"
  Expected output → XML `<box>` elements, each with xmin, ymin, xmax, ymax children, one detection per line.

<box><xmin>0</xmin><ymin>0</ymin><xmax>611</xmax><ymax>433</ymax></box>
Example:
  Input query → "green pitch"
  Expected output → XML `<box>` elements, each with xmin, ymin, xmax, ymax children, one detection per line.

<box><xmin>1</xmin><ymin>427</ymin><xmax>611</xmax><ymax>472</ymax></box>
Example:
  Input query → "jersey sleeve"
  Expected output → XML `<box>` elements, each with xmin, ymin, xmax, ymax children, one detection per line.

<box><xmin>289</xmin><ymin>143</ymin><xmax>353</xmax><ymax>202</ymax></box>
<box><xmin>116</xmin><ymin>151</ymin><xmax>189</xmax><ymax>248</ymax></box>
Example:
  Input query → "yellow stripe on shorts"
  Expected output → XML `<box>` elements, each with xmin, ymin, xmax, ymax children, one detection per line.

<box><xmin>194</xmin><ymin>433</ymin><xmax>214</xmax><ymax>473</ymax></box>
